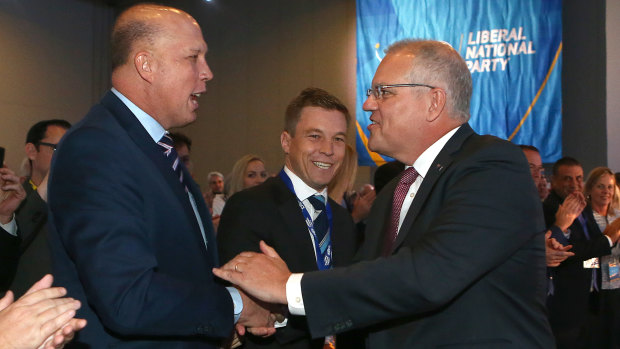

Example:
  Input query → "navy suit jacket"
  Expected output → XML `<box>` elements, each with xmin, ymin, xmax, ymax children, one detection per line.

<box><xmin>217</xmin><ymin>176</ymin><xmax>360</xmax><ymax>349</ymax></box>
<box><xmin>299</xmin><ymin>124</ymin><xmax>554</xmax><ymax>348</ymax></box>
<box><xmin>47</xmin><ymin>91</ymin><xmax>234</xmax><ymax>348</ymax></box>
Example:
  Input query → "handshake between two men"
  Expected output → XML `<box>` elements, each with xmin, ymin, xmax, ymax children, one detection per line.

<box><xmin>222</xmin><ymin>241</ymin><xmax>292</xmax><ymax>340</ymax></box>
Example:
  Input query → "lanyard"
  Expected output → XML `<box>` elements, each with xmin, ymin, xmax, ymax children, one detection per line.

<box><xmin>279</xmin><ymin>169</ymin><xmax>333</xmax><ymax>270</ymax></box>
<box><xmin>577</xmin><ymin>213</ymin><xmax>591</xmax><ymax>240</ymax></box>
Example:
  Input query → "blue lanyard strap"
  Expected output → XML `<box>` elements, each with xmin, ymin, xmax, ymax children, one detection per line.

<box><xmin>577</xmin><ymin>213</ymin><xmax>591</xmax><ymax>240</ymax></box>
<box><xmin>279</xmin><ymin>169</ymin><xmax>333</xmax><ymax>270</ymax></box>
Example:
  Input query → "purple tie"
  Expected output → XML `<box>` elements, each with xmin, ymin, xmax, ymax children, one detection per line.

<box><xmin>157</xmin><ymin>134</ymin><xmax>188</xmax><ymax>192</ymax></box>
<box><xmin>382</xmin><ymin>167</ymin><xmax>419</xmax><ymax>256</ymax></box>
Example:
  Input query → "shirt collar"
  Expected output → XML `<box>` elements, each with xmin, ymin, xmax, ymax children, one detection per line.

<box><xmin>111</xmin><ymin>88</ymin><xmax>166</xmax><ymax>143</ymax></box>
<box><xmin>283</xmin><ymin>166</ymin><xmax>328</xmax><ymax>202</ymax></box>
<box><xmin>410</xmin><ymin>126</ymin><xmax>461</xmax><ymax>177</ymax></box>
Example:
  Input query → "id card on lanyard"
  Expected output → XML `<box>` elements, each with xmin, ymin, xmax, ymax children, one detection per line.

<box><xmin>279</xmin><ymin>169</ymin><xmax>333</xmax><ymax>270</ymax></box>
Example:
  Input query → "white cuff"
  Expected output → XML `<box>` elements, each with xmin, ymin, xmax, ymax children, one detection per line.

<box><xmin>286</xmin><ymin>273</ymin><xmax>305</xmax><ymax>316</ymax></box>
<box><xmin>226</xmin><ymin>287</ymin><xmax>243</xmax><ymax>323</ymax></box>
<box><xmin>0</xmin><ymin>216</ymin><xmax>18</xmax><ymax>236</ymax></box>
<box><xmin>606</xmin><ymin>235</ymin><xmax>613</xmax><ymax>247</ymax></box>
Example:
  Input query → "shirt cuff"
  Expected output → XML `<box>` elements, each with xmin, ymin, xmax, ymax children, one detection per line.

<box><xmin>605</xmin><ymin>235</ymin><xmax>613</xmax><ymax>247</ymax></box>
<box><xmin>286</xmin><ymin>273</ymin><xmax>305</xmax><ymax>316</ymax></box>
<box><xmin>0</xmin><ymin>216</ymin><xmax>18</xmax><ymax>236</ymax></box>
<box><xmin>549</xmin><ymin>225</ymin><xmax>570</xmax><ymax>246</ymax></box>
<box><xmin>226</xmin><ymin>287</ymin><xmax>243</xmax><ymax>323</ymax></box>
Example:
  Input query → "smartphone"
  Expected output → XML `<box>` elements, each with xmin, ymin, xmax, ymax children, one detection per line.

<box><xmin>0</xmin><ymin>146</ymin><xmax>5</xmax><ymax>167</ymax></box>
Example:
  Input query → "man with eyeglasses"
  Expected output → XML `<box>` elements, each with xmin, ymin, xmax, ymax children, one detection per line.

<box><xmin>0</xmin><ymin>119</ymin><xmax>71</xmax><ymax>296</ymax></box>
<box><xmin>214</xmin><ymin>39</ymin><xmax>554</xmax><ymax>348</ymax></box>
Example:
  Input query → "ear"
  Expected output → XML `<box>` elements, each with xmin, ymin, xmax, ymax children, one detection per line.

<box><xmin>135</xmin><ymin>52</ymin><xmax>155</xmax><ymax>83</ymax></box>
<box><xmin>281</xmin><ymin>131</ymin><xmax>292</xmax><ymax>154</ymax></box>
<box><xmin>25</xmin><ymin>143</ymin><xmax>38</xmax><ymax>161</ymax></box>
<box><xmin>426</xmin><ymin>88</ymin><xmax>447</xmax><ymax>122</ymax></box>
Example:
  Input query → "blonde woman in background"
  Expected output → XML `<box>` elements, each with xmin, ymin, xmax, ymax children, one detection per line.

<box><xmin>584</xmin><ymin>167</ymin><xmax>620</xmax><ymax>348</ymax></box>
<box><xmin>211</xmin><ymin>155</ymin><xmax>268</xmax><ymax>232</ymax></box>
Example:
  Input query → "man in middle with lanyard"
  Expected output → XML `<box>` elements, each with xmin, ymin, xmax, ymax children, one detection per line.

<box><xmin>218</xmin><ymin>87</ymin><xmax>361</xmax><ymax>349</ymax></box>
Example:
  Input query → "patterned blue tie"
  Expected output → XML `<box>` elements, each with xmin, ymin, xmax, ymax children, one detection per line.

<box><xmin>308</xmin><ymin>194</ymin><xmax>329</xmax><ymax>252</ymax></box>
<box><xmin>157</xmin><ymin>134</ymin><xmax>188</xmax><ymax>192</ymax></box>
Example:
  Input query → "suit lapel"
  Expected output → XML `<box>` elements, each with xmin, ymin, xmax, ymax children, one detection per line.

<box><xmin>273</xmin><ymin>177</ymin><xmax>322</xmax><ymax>270</ymax></box>
<box><xmin>357</xmin><ymin>179</ymin><xmax>398</xmax><ymax>259</ymax></box>
<box><xmin>391</xmin><ymin>124</ymin><xmax>475</xmax><ymax>253</ymax></box>
<box><xmin>100</xmin><ymin>92</ymin><xmax>210</xmax><ymax>259</ymax></box>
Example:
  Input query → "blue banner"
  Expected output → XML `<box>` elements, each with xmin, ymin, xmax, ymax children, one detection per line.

<box><xmin>356</xmin><ymin>0</ymin><xmax>562</xmax><ymax>165</ymax></box>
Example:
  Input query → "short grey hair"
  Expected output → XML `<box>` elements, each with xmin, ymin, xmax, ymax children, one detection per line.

<box><xmin>207</xmin><ymin>171</ymin><xmax>224</xmax><ymax>180</ymax></box>
<box><xmin>386</xmin><ymin>39</ymin><xmax>472</xmax><ymax>122</ymax></box>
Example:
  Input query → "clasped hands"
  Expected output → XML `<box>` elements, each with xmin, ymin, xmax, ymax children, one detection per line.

<box><xmin>215</xmin><ymin>242</ymin><xmax>292</xmax><ymax>339</ymax></box>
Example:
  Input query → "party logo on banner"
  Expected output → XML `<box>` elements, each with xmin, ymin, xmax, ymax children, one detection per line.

<box><xmin>356</xmin><ymin>0</ymin><xmax>562</xmax><ymax>166</ymax></box>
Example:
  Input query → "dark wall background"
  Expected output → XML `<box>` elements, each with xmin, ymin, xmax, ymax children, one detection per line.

<box><xmin>1</xmin><ymin>0</ymin><xmax>613</xmax><ymax>184</ymax></box>
<box><xmin>562</xmin><ymin>0</ymin><xmax>607</xmax><ymax>173</ymax></box>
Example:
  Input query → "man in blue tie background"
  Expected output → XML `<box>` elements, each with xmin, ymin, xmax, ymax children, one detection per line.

<box><xmin>47</xmin><ymin>4</ymin><xmax>273</xmax><ymax>347</ymax></box>
<box><xmin>217</xmin><ymin>88</ymin><xmax>361</xmax><ymax>349</ymax></box>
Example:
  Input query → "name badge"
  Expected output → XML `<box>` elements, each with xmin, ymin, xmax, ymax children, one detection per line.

<box><xmin>610</xmin><ymin>260</ymin><xmax>620</xmax><ymax>281</ymax></box>
<box><xmin>583</xmin><ymin>257</ymin><xmax>600</xmax><ymax>269</ymax></box>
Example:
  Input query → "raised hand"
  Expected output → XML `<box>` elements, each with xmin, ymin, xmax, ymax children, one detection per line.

<box><xmin>0</xmin><ymin>167</ymin><xmax>26</xmax><ymax>224</ymax></box>
<box><xmin>555</xmin><ymin>192</ymin><xmax>586</xmax><ymax>231</ymax></box>
<box><xmin>545</xmin><ymin>231</ymin><xmax>574</xmax><ymax>267</ymax></box>
<box><xmin>603</xmin><ymin>217</ymin><xmax>620</xmax><ymax>244</ymax></box>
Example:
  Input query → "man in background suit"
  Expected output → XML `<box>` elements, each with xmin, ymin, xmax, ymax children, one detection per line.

<box><xmin>47</xmin><ymin>4</ymin><xmax>272</xmax><ymax>347</ymax></box>
<box><xmin>0</xmin><ymin>119</ymin><xmax>70</xmax><ymax>295</ymax></box>
<box><xmin>218</xmin><ymin>88</ymin><xmax>359</xmax><ymax>349</ymax></box>
<box><xmin>11</xmin><ymin>120</ymin><xmax>70</xmax><ymax>297</ymax></box>
<box><xmin>215</xmin><ymin>39</ymin><xmax>554</xmax><ymax>348</ymax></box>
<box><xmin>0</xmin><ymin>166</ymin><xmax>26</xmax><ymax>291</ymax></box>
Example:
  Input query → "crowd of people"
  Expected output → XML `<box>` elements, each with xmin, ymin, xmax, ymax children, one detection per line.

<box><xmin>1</xmin><ymin>3</ymin><xmax>619</xmax><ymax>349</ymax></box>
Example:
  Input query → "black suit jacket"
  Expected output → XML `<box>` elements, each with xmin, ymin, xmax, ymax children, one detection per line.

<box><xmin>0</xmin><ymin>227</ymin><xmax>20</xmax><ymax>292</ymax></box>
<box><xmin>218</xmin><ymin>176</ymin><xmax>359</xmax><ymax>349</ymax></box>
<box><xmin>298</xmin><ymin>124</ymin><xmax>554</xmax><ymax>348</ymax></box>
<box><xmin>10</xmin><ymin>181</ymin><xmax>51</xmax><ymax>297</ymax></box>
<box><xmin>47</xmin><ymin>91</ymin><xmax>234</xmax><ymax>348</ymax></box>
<box><xmin>546</xmin><ymin>204</ymin><xmax>611</xmax><ymax>347</ymax></box>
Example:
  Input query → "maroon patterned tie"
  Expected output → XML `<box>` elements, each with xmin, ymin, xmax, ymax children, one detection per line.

<box><xmin>382</xmin><ymin>167</ymin><xmax>419</xmax><ymax>256</ymax></box>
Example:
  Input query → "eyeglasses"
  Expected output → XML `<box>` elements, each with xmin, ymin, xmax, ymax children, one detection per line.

<box><xmin>37</xmin><ymin>142</ymin><xmax>58</xmax><ymax>151</ymax></box>
<box><xmin>366</xmin><ymin>83</ymin><xmax>436</xmax><ymax>100</ymax></box>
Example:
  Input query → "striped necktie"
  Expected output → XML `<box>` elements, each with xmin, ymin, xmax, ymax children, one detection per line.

<box><xmin>157</xmin><ymin>134</ymin><xmax>188</xmax><ymax>192</ymax></box>
<box><xmin>308</xmin><ymin>194</ymin><xmax>329</xmax><ymax>251</ymax></box>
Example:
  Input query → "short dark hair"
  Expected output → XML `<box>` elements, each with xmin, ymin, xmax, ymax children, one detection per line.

<box><xmin>26</xmin><ymin>119</ymin><xmax>72</xmax><ymax>146</ymax></box>
<box><xmin>552</xmin><ymin>156</ymin><xmax>581</xmax><ymax>176</ymax></box>
<box><xmin>284</xmin><ymin>88</ymin><xmax>350</xmax><ymax>136</ymax></box>
<box><xmin>169</xmin><ymin>132</ymin><xmax>192</xmax><ymax>151</ymax></box>
<box><xmin>518</xmin><ymin>144</ymin><xmax>540</xmax><ymax>153</ymax></box>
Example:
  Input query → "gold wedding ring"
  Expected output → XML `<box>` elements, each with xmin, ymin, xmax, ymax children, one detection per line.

<box><xmin>234</xmin><ymin>264</ymin><xmax>239</xmax><ymax>272</ymax></box>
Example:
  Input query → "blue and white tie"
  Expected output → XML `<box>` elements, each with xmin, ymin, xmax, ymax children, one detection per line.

<box><xmin>157</xmin><ymin>134</ymin><xmax>188</xmax><ymax>192</ymax></box>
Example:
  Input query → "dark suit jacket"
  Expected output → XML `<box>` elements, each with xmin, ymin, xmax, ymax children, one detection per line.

<box><xmin>218</xmin><ymin>176</ymin><xmax>360</xmax><ymax>349</ymax></box>
<box><xmin>47</xmin><ymin>91</ymin><xmax>234</xmax><ymax>348</ymax></box>
<box><xmin>546</xmin><ymin>205</ymin><xmax>611</xmax><ymax>348</ymax></box>
<box><xmin>0</xmin><ymin>227</ymin><xmax>20</xmax><ymax>292</ymax></box>
<box><xmin>298</xmin><ymin>124</ymin><xmax>554</xmax><ymax>348</ymax></box>
<box><xmin>10</xmin><ymin>181</ymin><xmax>51</xmax><ymax>297</ymax></box>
